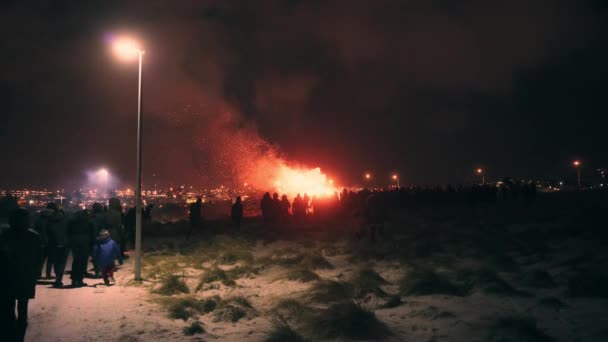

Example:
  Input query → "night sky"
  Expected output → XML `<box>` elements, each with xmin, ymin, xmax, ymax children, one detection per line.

<box><xmin>1</xmin><ymin>1</ymin><xmax>607</xmax><ymax>189</ymax></box>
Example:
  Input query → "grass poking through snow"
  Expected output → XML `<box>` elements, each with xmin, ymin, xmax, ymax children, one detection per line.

<box><xmin>310</xmin><ymin>302</ymin><xmax>391</xmax><ymax>340</ymax></box>
<box><xmin>487</xmin><ymin>316</ymin><xmax>554</xmax><ymax>342</ymax></box>
<box><xmin>154</xmin><ymin>275</ymin><xmax>190</xmax><ymax>296</ymax></box>
<box><xmin>306</xmin><ymin>280</ymin><xmax>353</xmax><ymax>303</ymax></box>
<box><xmin>182</xmin><ymin>321</ymin><xmax>205</xmax><ymax>336</ymax></box>
<box><xmin>351</xmin><ymin>267</ymin><xmax>389</xmax><ymax>298</ymax></box>
<box><xmin>265</xmin><ymin>318</ymin><xmax>307</xmax><ymax>342</ymax></box>
<box><xmin>399</xmin><ymin>268</ymin><xmax>462</xmax><ymax>296</ymax></box>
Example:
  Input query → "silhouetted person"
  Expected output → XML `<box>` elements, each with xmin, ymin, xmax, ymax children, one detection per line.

<box><xmin>365</xmin><ymin>194</ymin><xmax>384</xmax><ymax>243</ymax></box>
<box><xmin>106</xmin><ymin>198</ymin><xmax>125</xmax><ymax>258</ymax></box>
<box><xmin>231</xmin><ymin>197</ymin><xmax>243</xmax><ymax>231</ymax></box>
<box><xmin>124</xmin><ymin>207</ymin><xmax>136</xmax><ymax>250</ymax></box>
<box><xmin>3</xmin><ymin>208</ymin><xmax>43</xmax><ymax>342</ymax></box>
<box><xmin>261</xmin><ymin>192</ymin><xmax>273</xmax><ymax>223</ymax></box>
<box><xmin>67</xmin><ymin>210</ymin><xmax>96</xmax><ymax>287</ymax></box>
<box><xmin>91</xmin><ymin>229</ymin><xmax>123</xmax><ymax>286</ymax></box>
<box><xmin>272</xmin><ymin>193</ymin><xmax>281</xmax><ymax>222</ymax></box>
<box><xmin>47</xmin><ymin>209</ymin><xmax>68</xmax><ymax>288</ymax></box>
<box><xmin>303</xmin><ymin>194</ymin><xmax>310</xmax><ymax>214</ymax></box>
<box><xmin>280</xmin><ymin>195</ymin><xmax>291</xmax><ymax>221</ymax></box>
<box><xmin>33</xmin><ymin>203</ymin><xmax>56</xmax><ymax>279</ymax></box>
<box><xmin>0</xmin><ymin>225</ymin><xmax>16</xmax><ymax>340</ymax></box>
<box><xmin>144</xmin><ymin>204</ymin><xmax>154</xmax><ymax>224</ymax></box>
<box><xmin>91</xmin><ymin>203</ymin><xmax>105</xmax><ymax>233</ymax></box>
<box><xmin>187</xmin><ymin>197</ymin><xmax>202</xmax><ymax>239</ymax></box>
<box><xmin>293</xmin><ymin>194</ymin><xmax>306</xmax><ymax>222</ymax></box>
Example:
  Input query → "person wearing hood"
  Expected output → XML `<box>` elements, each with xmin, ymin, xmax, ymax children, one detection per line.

<box><xmin>33</xmin><ymin>203</ymin><xmax>56</xmax><ymax>279</ymax></box>
<box><xmin>46</xmin><ymin>209</ymin><xmax>69</xmax><ymax>288</ymax></box>
<box><xmin>67</xmin><ymin>210</ymin><xmax>96</xmax><ymax>287</ymax></box>
<box><xmin>2</xmin><ymin>208</ymin><xmax>43</xmax><ymax>342</ymax></box>
<box><xmin>91</xmin><ymin>229</ymin><xmax>123</xmax><ymax>286</ymax></box>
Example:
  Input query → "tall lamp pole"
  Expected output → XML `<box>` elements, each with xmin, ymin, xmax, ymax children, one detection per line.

<box><xmin>573</xmin><ymin>160</ymin><xmax>581</xmax><ymax>190</ymax></box>
<box><xmin>392</xmin><ymin>174</ymin><xmax>400</xmax><ymax>188</ymax></box>
<box><xmin>112</xmin><ymin>37</ymin><xmax>145</xmax><ymax>281</ymax></box>
<box><xmin>476</xmin><ymin>168</ymin><xmax>485</xmax><ymax>185</ymax></box>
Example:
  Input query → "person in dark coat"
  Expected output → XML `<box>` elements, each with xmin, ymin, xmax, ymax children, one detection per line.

<box><xmin>47</xmin><ymin>209</ymin><xmax>69</xmax><ymax>288</ymax></box>
<box><xmin>67</xmin><ymin>210</ymin><xmax>96</xmax><ymax>287</ymax></box>
<box><xmin>3</xmin><ymin>208</ymin><xmax>43</xmax><ymax>342</ymax></box>
<box><xmin>280</xmin><ymin>195</ymin><xmax>291</xmax><ymax>222</ymax></box>
<box><xmin>124</xmin><ymin>207</ymin><xmax>136</xmax><ymax>250</ymax></box>
<box><xmin>91</xmin><ymin>229</ymin><xmax>123</xmax><ymax>286</ymax></box>
<box><xmin>260</xmin><ymin>192</ymin><xmax>272</xmax><ymax>223</ymax></box>
<box><xmin>271</xmin><ymin>193</ymin><xmax>281</xmax><ymax>223</ymax></box>
<box><xmin>33</xmin><ymin>203</ymin><xmax>55</xmax><ymax>279</ymax></box>
<box><xmin>187</xmin><ymin>197</ymin><xmax>203</xmax><ymax>240</ymax></box>
<box><xmin>231</xmin><ymin>196</ymin><xmax>243</xmax><ymax>231</ymax></box>
<box><xmin>105</xmin><ymin>198</ymin><xmax>125</xmax><ymax>257</ymax></box>
<box><xmin>0</xmin><ymin>221</ymin><xmax>17</xmax><ymax>341</ymax></box>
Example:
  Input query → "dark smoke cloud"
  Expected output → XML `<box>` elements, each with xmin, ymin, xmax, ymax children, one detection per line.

<box><xmin>0</xmin><ymin>0</ymin><xmax>607</xmax><ymax>188</ymax></box>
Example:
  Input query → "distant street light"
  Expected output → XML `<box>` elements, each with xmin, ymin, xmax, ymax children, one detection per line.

<box><xmin>573</xmin><ymin>160</ymin><xmax>581</xmax><ymax>190</ymax></box>
<box><xmin>476</xmin><ymin>168</ymin><xmax>485</xmax><ymax>185</ymax></box>
<box><xmin>112</xmin><ymin>35</ymin><xmax>145</xmax><ymax>281</ymax></box>
<box><xmin>392</xmin><ymin>174</ymin><xmax>400</xmax><ymax>188</ymax></box>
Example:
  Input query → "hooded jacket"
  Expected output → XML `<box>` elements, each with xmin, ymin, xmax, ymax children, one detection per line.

<box><xmin>91</xmin><ymin>236</ymin><xmax>122</xmax><ymax>268</ymax></box>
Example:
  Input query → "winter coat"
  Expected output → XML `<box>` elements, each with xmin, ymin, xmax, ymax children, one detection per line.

<box><xmin>231</xmin><ymin>202</ymin><xmax>243</xmax><ymax>220</ymax></box>
<box><xmin>91</xmin><ymin>237</ymin><xmax>122</xmax><ymax>268</ymax></box>
<box><xmin>3</xmin><ymin>228</ymin><xmax>43</xmax><ymax>299</ymax></box>
<box><xmin>33</xmin><ymin>209</ymin><xmax>53</xmax><ymax>246</ymax></box>
<box><xmin>104</xmin><ymin>210</ymin><xmax>123</xmax><ymax>242</ymax></box>
<box><xmin>47</xmin><ymin>211</ymin><xmax>68</xmax><ymax>247</ymax></box>
<box><xmin>67</xmin><ymin>212</ymin><xmax>96</xmax><ymax>251</ymax></box>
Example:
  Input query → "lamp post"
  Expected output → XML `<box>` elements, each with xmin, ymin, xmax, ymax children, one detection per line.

<box><xmin>112</xmin><ymin>36</ymin><xmax>145</xmax><ymax>281</ymax></box>
<box><xmin>476</xmin><ymin>168</ymin><xmax>485</xmax><ymax>185</ymax></box>
<box><xmin>573</xmin><ymin>160</ymin><xmax>581</xmax><ymax>190</ymax></box>
<box><xmin>392</xmin><ymin>174</ymin><xmax>399</xmax><ymax>188</ymax></box>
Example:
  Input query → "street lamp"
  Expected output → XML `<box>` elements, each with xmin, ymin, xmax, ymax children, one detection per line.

<box><xmin>112</xmin><ymin>36</ymin><xmax>145</xmax><ymax>281</ymax></box>
<box><xmin>392</xmin><ymin>174</ymin><xmax>400</xmax><ymax>188</ymax></box>
<box><xmin>476</xmin><ymin>168</ymin><xmax>485</xmax><ymax>185</ymax></box>
<box><xmin>573</xmin><ymin>160</ymin><xmax>581</xmax><ymax>190</ymax></box>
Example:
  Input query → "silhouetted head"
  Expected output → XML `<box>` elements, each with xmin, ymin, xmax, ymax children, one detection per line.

<box><xmin>98</xmin><ymin>229</ymin><xmax>110</xmax><ymax>239</ymax></box>
<box><xmin>9</xmin><ymin>208</ymin><xmax>30</xmax><ymax>231</ymax></box>
<box><xmin>273</xmin><ymin>193</ymin><xmax>279</xmax><ymax>200</ymax></box>
<box><xmin>92</xmin><ymin>202</ymin><xmax>103</xmax><ymax>213</ymax></box>
<box><xmin>236</xmin><ymin>196</ymin><xmax>241</xmax><ymax>203</ymax></box>
<box><xmin>196</xmin><ymin>196</ymin><xmax>202</xmax><ymax>203</ymax></box>
<box><xmin>46</xmin><ymin>202</ymin><xmax>58</xmax><ymax>212</ymax></box>
<box><xmin>281</xmin><ymin>195</ymin><xmax>288</xmax><ymax>201</ymax></box>
<box><xmin>108</xmin><ymin>197</ymin><xmax>122</xmax><ymax>211</ymax></box>
<box><xmin>263</xmin><ymin>192</ymin><xmax>271</xmax><ymax>199</ymax></box>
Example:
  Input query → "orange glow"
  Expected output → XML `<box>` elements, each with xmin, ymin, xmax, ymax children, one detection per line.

<box><xmin>573</xmin><ymin>160</ymin><xmax>580</xmax><ymax>167</ymax></box>
<box><xmin>476</xmin><ymin>168</ymin><xmax>483</xmax><ymax>174</ymax></box>
<box><xmin>270</xmin><ymin>165</ymin><xmax>336</xmax><ymax>198</ymax></box>
<box><xmin>392</xmin><ymin>174</ymin><xmax>398</xmax><ymax>180</ymax></box>
<box><xmin>365</xmin><ymin>173</ymin><xmax>371</xmax><ymax>180</ymax></box>
<box><xmin>112</xmin><ymin>37</ymin><xmax>143</xmax><ymax>60</ymax></box>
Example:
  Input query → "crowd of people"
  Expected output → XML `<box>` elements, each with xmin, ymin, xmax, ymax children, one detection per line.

<box><xmin>0</xmin><ymin>197</ymin><xmax>146</xmax><ymax>341</ymax></box>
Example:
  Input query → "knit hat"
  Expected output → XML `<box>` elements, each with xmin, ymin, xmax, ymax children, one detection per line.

<box><xmin>98</xmin><ymin>229</ymin><xmax>110</xmax><ymax>239</ymax></box>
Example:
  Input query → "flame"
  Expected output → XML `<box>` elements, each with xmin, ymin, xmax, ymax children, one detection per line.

<box><xmin>272</xmin><ymin>165</ymin><xmax>336</xmax><ymax>198</ymax></box>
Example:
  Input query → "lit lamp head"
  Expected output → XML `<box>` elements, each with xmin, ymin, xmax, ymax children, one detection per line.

<box><xmin>573</xmin><ymin>160</ymin><xmax>580</xmax><ymax>167</ymax></box>
<box><xmin>112</xmin><ymin>36</ymin><xmax>144</xmax><ymax>60</ymax></box>
<box><xmin>365</xmin><ymin>173</ymin><xmax>371</xmax><ymax>180</ymax></box>
<box><xmin>392</xmin><ymin>174</ymin><xmax>398</xmax><ymax>180</ymax></box>
<box><xmin>476</xmin><ymin>168</ymin><xmax>483</xmax><ymax>174</ymax></box>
